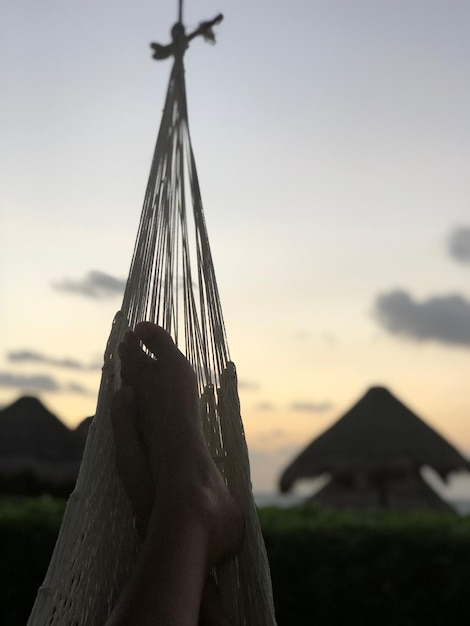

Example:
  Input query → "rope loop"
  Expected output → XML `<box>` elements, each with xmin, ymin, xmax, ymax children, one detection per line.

<box><xmin>150</xmin><ymin>14</ymin><xmax>224</xmax><ymax>61</ymax></box>
<box><xmin>171</xmin><ymin>21</ymin><xmax>188</xmax><ymax>59</ymax></box>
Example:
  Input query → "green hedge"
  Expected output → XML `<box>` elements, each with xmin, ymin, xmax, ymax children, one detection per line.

<box><xmin>259</xmin><ymin>505</ymin><xmax>470</xmax><ymax>625</ymax></box>
<box><xmin>0</xmin><ymin>498</ymin><xmax>65</xmax><ymax>626</ymax></box>
<box><xmin>2</xmin><ymin>499</ymin><xmax>470</xmax><ymax>625</ymax></box>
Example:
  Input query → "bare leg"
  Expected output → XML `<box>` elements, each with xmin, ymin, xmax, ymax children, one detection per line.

<box><xmin>106</xmin><ymin>323</ymin><xmax>243</xmax><ymax>626</ymax></box>
<box><xmin>111</xmin><ymin>386</ymin><xmax>234</xmax><ymax>625</ymax></box>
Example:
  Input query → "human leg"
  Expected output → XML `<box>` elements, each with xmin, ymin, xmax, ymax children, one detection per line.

<box><xmin>106</xmin><ymin>323</ymin><xmax>243</xmax><ymax>625</ymax></box>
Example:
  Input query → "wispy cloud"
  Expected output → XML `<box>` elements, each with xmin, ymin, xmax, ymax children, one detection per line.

<box><xmin>52</xmin><ymin>270</ymin><xmax>126</xmax><ymax>299</ymax></box>
<box><xmin>0</xmin><ymin>372</ymin><xmax>94</xmax><ymax>395</ymax></box>
<box><xmin>7</xmin><ymin>350</ymin><xmax>101</xmax><ymax>371</ymax></box>
<box><xmin>238</xmin><ymin>380</ymin><xmax>260</xmax><ymax>391</ymax></box>
<box><xmin>448</xmin><ymin>227</ymin><xmax>470</xmax><ymax>265</ymax></box>
<box><xmin>64</xmin><ymin>382</ymin><xmax>94</xmax><ymax>395</ymax></box>
<box><xmin>374</xmin><ymin>289</ymin><xmax>470</xmax><ymax>347</ymax></box>
<box><xmin>0</xmin><ymin>372</ymin><xmax>60</xmax><ymax>391</ymax></box>
<box><xmin>293</xmin><ymin>330</ymin><xmax>311</xmax><ymax>341</ymax></box>
<box><xmin>247</xmin><ymin>431</ymin><xmax>308</xmax><ymax>490</ymax></box>
<box><xmin>254</xmin><ymin>429</ymin><xmax>289</xmax><ymax>445</ymax></box>
<box><xmin>255</xmin><ymin>401</ymin><xmax>275</xmax><ymax>411</ymax></box>
<box><xmin>289</xmin><ymin>401</ymin><xmax>333</xmax><ymax>413</ymax></box>
<box><xmin>322</xmin><ymin>332</ymin><xmax>338</xmax><ymax>346</ymax></box>
<box><xmin>293</xmin><ymin>330</ymin><xmax>338</xmax><ymax>345</ymax></box>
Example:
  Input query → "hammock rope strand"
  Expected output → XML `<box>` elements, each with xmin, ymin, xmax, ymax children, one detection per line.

<box><xmin>28</xmin><ymin>16</ymin><xmax>276</xmax><ymax>625</ymax></box>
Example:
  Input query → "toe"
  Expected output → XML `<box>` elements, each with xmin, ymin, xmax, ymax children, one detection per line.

<box><xmin>118</xmin><ymin>331</ymin><xmax>151</xmax><ymax>386</ymax></box>
<box><xmin>134</xmin><ymin>323</ymin><xmax>179</xmax><ymax>360</ymax></box>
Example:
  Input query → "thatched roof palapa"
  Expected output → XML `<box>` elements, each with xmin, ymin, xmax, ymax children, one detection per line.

<box><xmin>0</xmin><ymin>396</ymin><xmax>87</xmax><ymax>489</ymax></box>
<box><xmin>280</xmin><ymin>386</ymin><xmax>470</xmax><ymax>511</ymax></box>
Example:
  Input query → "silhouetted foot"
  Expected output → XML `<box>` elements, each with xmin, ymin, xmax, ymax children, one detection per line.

<box><xmin>111</xmin><ymin>385</ymin><xmax>153</xmax><ymax>537</ymax></box>
<box><xmin>112</xmin><ymin>321</ymin><xmax>243</xmax><ymax>568</ymax></box>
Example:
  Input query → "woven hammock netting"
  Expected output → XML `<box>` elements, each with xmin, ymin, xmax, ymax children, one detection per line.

<box><xmin>28</xmin><ymin>18</ymin><xmax>276</xmax><ymax>626</ymax></box>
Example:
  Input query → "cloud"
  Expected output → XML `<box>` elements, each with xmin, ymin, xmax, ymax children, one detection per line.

<box><xmin>374</xmin><ymin>289</ymin><xmax>470</xmax><ymax>346</ymax></box>
<box><xmin>7</xmin><ymin>350</ymin><xmax>101</xmax><ymax>370</ymax></box>
<box><xmin>254</xmin><ymin>429</ymin><xmax>289</xmax><ymax>445</ymax></box>
<box><xmin>448</xmin><ymin>227</ymin><xmax>470</xmax><ymax>265</ymax></box>
<box><xmin>64</xmin><ymin>382</ymin><xmax>94</xmax><ymax>396</ymax></box>
<box><xmin>238</xmin><ymin>380</ymin><xmax>260</xmax><ymax>391</ymax></box>
<box><xmin>294</xmin><ymin>330</ymin><xmax>338</xmax><ymax>345</ymax></box>
<box><xmin>0</xmin><ymin>372</ymin><xmax>94</xmax><ymax>395</ymax></box>
<box><xmin>53</xmin><ymin>270</ymin><xmax>126</xmax><ymax>299</ymax></box>
<box><xmin>255</xmin><ymin>402</ymin><xmax>275</xmax><ymax>411</ymax></box>
<box><xmin>247</xmin><ymin>433</ymin><xmax>308</xmax><ymax>491</ymax></box>
<box><xmin>322</xmin><ymin>332</ymin><xmax>338</xmax><ymax>345</ymax></box>
<box><xmin>289</xmin><ymin>401</ymin><xmax>333</xmax><ymax>413</ymax></box>
<box><xmin>255</xmin><ymin>401</ymin><xmax>335</xmax><ymax>414</ymax></box>
<box><xmin>0</xmin><ymin>372</ymin><xmax>60</xmax><ymax>391</ymax></box>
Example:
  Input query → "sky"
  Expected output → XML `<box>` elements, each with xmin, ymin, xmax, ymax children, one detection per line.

<box><xmin>1</xmin><ymin>0</ymin><xmax>470</xmax><ymax>493</ymax></box>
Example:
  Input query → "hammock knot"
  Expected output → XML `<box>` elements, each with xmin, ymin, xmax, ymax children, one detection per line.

<box><xmin>150</xmin><ymin>14</ymin><xmax>224</xmax><ymax>61</ymax></box>
<box><xmin>171</xmin><ymin>22</ymin><xmax>189</xmax><ymax>59</ymax></box>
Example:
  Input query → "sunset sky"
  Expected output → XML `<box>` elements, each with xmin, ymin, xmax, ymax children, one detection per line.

<box><xmin>2</xmin><ymin>0</ymin><xmax>470</xmax><ymax>492</ymax></box>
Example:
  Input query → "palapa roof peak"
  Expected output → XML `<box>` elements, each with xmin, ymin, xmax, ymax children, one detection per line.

<box><xmin>280</xmin><ymin>385</ymin><xmax>470</xmax><ymax>493</ymax></box>
<box><xmin>0</xmin><ymin>395</ymin><xmax>81</xmax><ymax>462</ymax></box>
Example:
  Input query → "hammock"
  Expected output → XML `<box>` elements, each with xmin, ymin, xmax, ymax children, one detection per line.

<box><xmin>28</xmin><ymin>13</ymin><xmax>276</xmax><ymax>626</ymax></box>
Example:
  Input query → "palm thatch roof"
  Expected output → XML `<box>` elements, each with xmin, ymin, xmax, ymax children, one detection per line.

<box><xmin>311</xmin><ymin>472</ymin><xmax>456</xmax><ymax>513</ymax></box>
<box><xmin>280</xmin><ymin>386</ymin><xmax>470</xmax><ymax>494</ymax></box>
<box><xmin>0</xmin><ymin>396</ymin><xmax>84</xmax><ymax>487</ymax></box>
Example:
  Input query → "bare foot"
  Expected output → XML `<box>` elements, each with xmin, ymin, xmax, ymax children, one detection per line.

<box><xmin>111</xmin><ymin>385</ymin><xmax>153</xmax><ymax>537</ymax></box>
<box><xmin>112</xmin><ymin>379</ymin><xmax>238</xmax><ymax>625</ymax></box>
<box><xmin>113</xmin><ymin>321</ymin><xmax>243</xmax><ymax>568</ymax></box>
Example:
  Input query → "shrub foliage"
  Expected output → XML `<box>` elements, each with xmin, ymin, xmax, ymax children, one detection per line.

<box><xmin>2</xmin><ymin>499</ymin><xmax>470</xmax><ymax>625</ymax></box>
<box><xmin>259</xmin><ymin>504</ymin><xmax>470</xmax><ymax>625</ymax></box>
<box><xmin>0</xmin><ymin>498</ymin><xmax>65</xmax><ymax>626</ymax></box>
